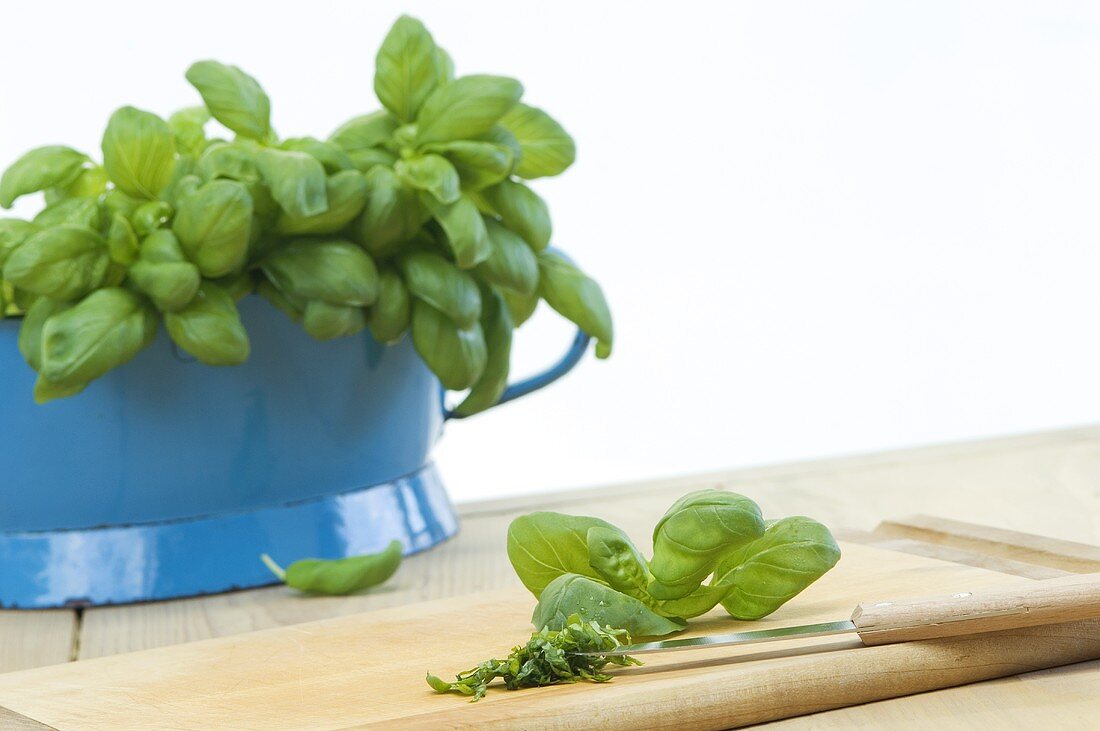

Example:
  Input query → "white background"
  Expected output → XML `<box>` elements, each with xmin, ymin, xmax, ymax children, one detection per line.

<box><xmin>4</xmin><ymin>1</ymin><xmax>1100</xmax><ymax>503</ymax></box>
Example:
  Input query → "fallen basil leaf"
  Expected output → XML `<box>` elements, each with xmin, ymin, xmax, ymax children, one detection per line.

<box><xmin>3</xmin><ymin>225</ymin><xmax>110</xmax><ymax>300</ymax></box>
<box><xmin>480</xmin><ymin>179</ymin><xmax>551</xmax><ymax>251</ymax></box>
<box><xmin>499</xmin><ymin>102</ymin><xmax>576</xmax><ymax>179</ymax></box>
<box><xmin>172</xmin><ymin>179</ymin><xmax>253</xmax><ymax>277</ymax></box>
<box><xmin>533</xmin><ymin>574</ymin><xmax>687</xmax><ymax>638</ymax></box>
<box><xmin>101</xmin><ymin>106</ymin><xmax>177</xmax><ymax>200</ymax></box>
<box><xmin>261</xmin><ymin>539</ymin><xmax>403</xmax><ymax>595</ymax></box>
<box><xmin>0</xmin><ymin>146</ymin><xmax>89</xmax><ymax>209</ymax></box>
<box><xmin>410</xmin><ymin>300</ymin><xmax>486</xmax><ymax>390</ymax></box>
<box><xmin>164</xmin><ymin>281</ymin><xmax>250</xmax><ymax>365</ymax></box>
<box><xmin>186</xmin><ymin>61</ymin><xmax>272</xmax><ymax>141</ymax></box>
<box><xmin>255</xmin><ymin>148</ymin><xmax>329</xmax><ymax>219</ymax></box>
<box><xmin>537</xmin><ymin>251</ymin><xmax>614</xmax><ymax>358</ymax></box>
<box><xmin>415</xmin><ymin>75</ymin><xmax>524</xmax><ymax>146</ymax></box>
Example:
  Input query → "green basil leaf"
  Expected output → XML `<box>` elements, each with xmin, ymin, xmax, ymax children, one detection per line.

<box><xmin>101</xmin><ymin>106</ymin><xmax>178</xmax><ymax>200</ymax></box>
<box><xmin>197</xmin><ymin>141</ymin><xmax>260</xmax><ymax>183</ymax></box>
<box><xmin>652</xmin><ymin>584</ymin><xmax>731</xmax><ymax>619</ymax></box>
<box><xmin>137</xmin><ymin>229</ymin><xmax>187</xmax><ymax>263</ymax></box>
<box><xmin>276</xmin><ymin>170</ymin><xmax>368</xmax><ymax>236</ymax></box>
<box><xmin>18</xmin><ymin>297</ymin><xmax>70</xmax><ymax>371</ymax></box>
<box><xmin>648</xmin><ymin>491</ymin><xmax>765</xmax><ymax>600</ymax></box>
<box><xmin>480</xmin><ymin>179</ymin><xmax>550</xmax><ymax>251</ymax></box>
<box><xmin>398</xmin><ymin>251</ymin><xmax>480</xmax><ymax>328</ymax></box>
<box><xmin>329</xmin><ymin>111</ymin><xmax>399</xmax><ymax>153</ymax></box>
<box><xmin>302</xmin><ymin>300</ymin><xmax>367</xmax><ymax>340</ymax></box>
<box><xmin>421</xmin><ymin>193</ymin><xmax>491</xmax><ymax>269</ymax></box>
<box><xmin>164</xmin><ymin>281</ymin><xmax>250</xmax><ymax>365</ymax></box>
<box><xmin>0</xmin><ymin>146</ymin><xmax>89</xmax><ymax>209</ymax></box>
<box><xmin>40</xmin><ymin>287</ymin><xmax>157</xmax><ymax>386</ymax></box>
<box><xmin>131</xmin><ymin>200</ymin><xmax>174</xmax><ymax>237</ymax></box>
<box><xmin>374</xmin><ymin>15</ymin><xmax>446</xmax><ymax>123</ymax></box>
<box><xmin>264</xmin><ymin>539</ymin><xmax>403</xmax><ymax>596</ymax></box>
<box><xmin>423</xmin><ymin>140</ymin><xmax>513</xmax><ymax>190</ymax></box>
<box><xmin>106</xmin><ymin>214</ymin><xmax>139</xmax><ymax>265</ymax></box>
<box><xmin>410</xmin><ymin>300</ymin><xmax>486</xmax><ymax>390</ymax></box>
<box><xmin>453</xmin><ymin>287</ymin><xmax>512</xmax><ymax>416</ymax></box>
<box><xmin>279</xmin><ymin>137</ymin><xmax>353</xmax><ymax>174</ymax></box>
<box><xmin>257</xmin><ymin>278</ymin><xmax>302</xmax><ymax>321</ymax></box>
<box><xmin>168</xmin><ymin>106</ymin><xmax>211</xmax><ymax>157</ymax></box>
<box><xmin>33</xmin><ymin>197</ymin><xmax>105</xmax><ymax>231</ymax></box>
<box><xmin>129</xmin><ymin>260</ymin><xmax>200</xmax><ymax>313</ymax></box>
<box><xmin>367</xmin><ymin>268</ymin><xmax>411</xmax><ymax>344</ymax></box>
<box><xmin>172</xmin><ymin>179</ymin><xmax>252</xmax><ymax>277</ymax></box>
<box><xmin>3</xmin><ymin>225</ymin><xmax>110</xmax><ymax>300</ymax></box>
<box><xmin>477</xmin><ymin>217</ymin><xmax>538</xmax><ymax>295</ymax></box>
<box><xmin>394</xmin><ymin>154</ymin><xmax>460</xmax><ymax>204</ymax></box>
<box><xmin>185</xmin><ymin>61</ymin><xmax>272</xmax><ymax>141</ymax></box>
<box><xmin>481</xmin><ymin>125</ymin><xmax>523</xmax><ymax>171</ymax></box>
<box><xmin>348</xmin><ymin>148</ymin><xmax>399</xmax><ymax>173</ymax></box>
<box><xmin>261</xmin><ymin>238</ymin><xmax>379</xmax><ymax>307</ymax></box>
<box><xmin>532</xmin><ymin>574</ymin><xmax>686</xmax><ymax>638</ymax></box>
<box><xmin>499</xmin><ymin>103</ymin><xmax>576</xmax><ymax>179</ymax></box>
<box><xmin>0</xmin><ymin>219</ymin><xmax>39</xmax><ymax>268</ymax></box>
<box><xmin>585</xmin><ymin>525</ymin><xmax>651</xmax><ymax>602</ymax></box>
<box><xmin>506</xmin><ymin>512</ymin><xmax>618</xmax><ymax>598</ymax></box>
<box><xmin>415</xmin><ymin>75</ymin><xmax>524</xmax><ymax>146</ymax></box>
<box><xmin>255</xmin><ymin>148</ymin><xmax>328</xmax><ymax>218</ymax></box>
<box><xmin>714</xmin><ymin>516</ymin><xmax>841</xmax><ymax>620</ymax></box>
<box><xmin>536</xmin><ymin>251</ymin><xmax>613</xmax><ymax>358</ymax></box>
<box><xmin>33</xmin><ymin>373</ymin><xmax>89</xmax><ymax>403</ymax></box>
<box><xmin>355</xmin><ymin>165</ymin><xmax>429</xmax><ymax>257</ymax></box>
<box><xmin>502</xmin><ymin>288</ymin><xmax>539</xmax><ymax>327</ymax></box>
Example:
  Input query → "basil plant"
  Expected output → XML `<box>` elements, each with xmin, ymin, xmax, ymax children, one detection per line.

<box><xmin>0</xmin><ymin>15</ymin><xmax>612</xmax><ymax>412</ymax></box>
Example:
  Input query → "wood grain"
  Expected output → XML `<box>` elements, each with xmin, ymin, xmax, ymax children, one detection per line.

<box><xmin>0</xmin><ymin>612</ymin><xmax>75</xmax><ymax>673</ymax></box>
<box><xmin>2</xmin><ymin>543</ymin><xmax>1091</xmax><ymax>730</ymax></box>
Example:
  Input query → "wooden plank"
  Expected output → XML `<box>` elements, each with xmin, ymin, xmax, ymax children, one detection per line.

<box><xmin>875</xmin><ymin>515</ymin><xmax>1100</xmax><ymax>574</ymax></box>
<box><xmin>0</xmin><ymin>706</ymin><xmax>54</xmax><ymax>730</ymax></box>
<box><xmin>0</xmin><ymin>611</ymin><xmax>75</xmax><ymax>674</ymax></box>
<box><xmin>5</xmin><ymin>544</ymin><xmax>1097</xmax><ymax>730</ymax></box>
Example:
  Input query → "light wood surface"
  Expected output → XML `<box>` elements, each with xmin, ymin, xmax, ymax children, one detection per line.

<box><xmin>0</xmin><ymin>424</ymin><xmax>1099</xmax><ymax>728</ymax></box>
<box><xmin>2</xmin><ymin>542</ymin><xmax>1095</xmax><ymax>730</ymax></box>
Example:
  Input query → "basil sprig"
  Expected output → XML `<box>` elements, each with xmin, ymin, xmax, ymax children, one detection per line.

<box><xmin>0</xmin><ymin>15</ymin><xmax>611</xmax><ymax>408</ymax></box>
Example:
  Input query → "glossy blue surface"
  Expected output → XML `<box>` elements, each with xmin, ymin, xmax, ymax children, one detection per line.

<box><xmin>0</xmin><ymin>294</ymin><xmax>589</xmax><ymax>607</ymax></box>
<box><xmin>0</xmin><ymin>462</ymin><xmax>457</xmax><ymax>608</ymax></box>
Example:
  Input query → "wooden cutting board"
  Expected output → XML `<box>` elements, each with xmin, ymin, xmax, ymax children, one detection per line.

<box><xmin>0</xmin><ymin>541</ymin><xmax>1097</xmax><ymax>730</ymax></box>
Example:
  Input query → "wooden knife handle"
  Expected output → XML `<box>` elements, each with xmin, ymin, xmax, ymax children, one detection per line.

<box><xmin>851</xmin><ymin>571</ymin><xmax>1100</xmax><ymax>646</ymax></box>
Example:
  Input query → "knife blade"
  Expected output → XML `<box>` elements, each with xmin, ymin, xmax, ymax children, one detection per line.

<box><xmin>578</xmin><ymin>570</ymin><xmax>1100</xmax><ymax>656</ymax></box>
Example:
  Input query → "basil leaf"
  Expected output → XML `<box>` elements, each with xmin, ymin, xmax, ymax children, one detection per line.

<box><xmin>410</xmin><ymin>300</ymin><xmax>486</xmax><ymax>390</ymax></box>
<box><xmin>586</xmin><ymin>525</ymin><xmax>651</xmax><ymax>602</ymax></box>
<box><xmin>255</xmin><ymin>148</ymin><xmax>328</xmax><ymax>219</ymax></box>
<box><xmin>263</xmin><ymin>539</ymin><xmax>403</xmax><ymax>596</ymax></box>
<box><xmin>374</xmin><ymin>15</ymin><xmax>446</xmax><ymax>123</ymax></box>
<box><xmin>106</xmin><ymin>213</ymin><xmax>139</xmax><ymax>265</ymax></box>
<box><xmin>129</xmin><ymin>230</ymin><xmax>200</xmax><ymax>311</ymax></box>
<box><xmin>101</xmin><ymin>106</ymin><xmax>178</xmax><ymax>200</ymax></box>
<box><xmin>261</xmin><ymin>238</ymin><xmax>379</xmax><ymax>307</ymax></box>
<box><xmin>714</xmin><ymin>517</ymin><xmax>841</xmax><ymax>620</ymax></box>
<box><xmin>499</xmin><ymin>103</ymin><xmax>576</xmax><ymax>179</ymax></box>
<box><xmin>506</xmin><ymin>512</ymin><xmax>617</xmax><ymax>598</ymax></box>
<box><xmin>3</xmin><ymin>225</ymin><xmax>110</xmax><ymax>300</ymax></box>
<box><xmin>197</xmin><ymin>141</ymin><xmax>261</xmax><ymax>183</ymax></box>
<box><xmin>302</xmin><ymin>300</ymin><xmax>367</xmax><ymax>340</ymax></box>
<box><xmin>367</xmin><ymin>268</ymin><xmax>411</xmax><ymax>344</ymax></box>
<box><xmin>40</xmin><ymin>287</ymin><xmax>158</xmax><ymax>387</ymax></box>
<box><xmin>424</xmin><ymin>140</ymin><xmax>513</xmax><ymax>190</ymax></box>
<box><xmin>168</xmin><ymin>106</ymin><xmax>210</xmax><ymax>157</ymax></box>
<box><xmin>399</xmin><ymin>251</ymin><xmax>480</xmax><ymax>328</ymax></box>
<box><xmin>477</xmin><ymin>217</ymin><xmax>538</xmax><ymax>295</ymax></box>
<box><xmin>532</xmin><ymin>574</ymin><xmax>686</xmax><ymax>638</ymax></box>
<box><xmin>0</xmin><ymin>219</ymin><xmax>39</xmax><ymax>268</ymax></box>
<box><xmin>33</xmin><ymin>197</ymin><xmax>105</xmax><ymax>231</ymax></box>
<box><xmin>452</xmin><ymin>287</ymin><xmax>512</xmax><ymax>416</ymax></box>
<box><xmin>421</xmin><ymin>194</ymin><xmax>491</xmax><ymax>269</ymax></box>
<box><xmin>328</xmin><ymin>111</ymin><xmax>399</xmax><ymax>153</ymax></box>
<box><xmin>33</xmin><ymin>373</ymin><xmax>89</xmax><ymax>403</ymax></box>
<box><xmin>164</xmin><ymin>281</ymin><xmax>250</xmax><ymax>365</ymax></box>
<box><xmin>355</xmin><ymin>165</ymin><xmax>429</xmax><ymax>257</ymax></box>
<box><xmin>185</xmin><ymin>61</ymin><xmax>272</xmax><ymax>141</ymax></box>
<box><xmin>536</xmin><ymin>251</ymin><xmax>613</xmax><ymax>358</ymax></box>
<box><xmin>502</xmin><ymin>288</ymin><xmax>539</xmax><ymax>327</ymax></box>
<box><xmin>172</xmin><ymin>179</ymin><xmax>253</xmax><ymax>277</ymax></box>
<box><xmin>131</xmin><ymin>201</ymin><xmax>174</xmax><ymax>237</ymax></box>
<box><xmin>279</xmin><ymin>137</ymin><xmax>353</xmax><ymax>174</ymax></box>
<box><xmin>394</xmin><ymin>154</ymin><xmax>460</xmax><ymax>204</ymax></box>
<box><xmin>18</xmin><ymin>297</ymin><xmax>70</xmax><ymax>371</ymax></box>
<box><xmin>480</xmin><ymin>179</ymin><xmax>550</xmax><ymax>250</ymax></box>
<box><xmin>0</xmin><ymin>146</ymin><xmax>89</xmax><ymax>209</ymax></box>
<box><xmin>415</xmin><ymin>75</ymin><xmax>524</xmax><ymax>146</ymax></box>
<box><xmin>652</xmin><ymin>584</ymin><xmax>731</xmax><ymax>620</ymax></box>
<box><xmin>648</xmin><ymin>491</ymin><xmax>764</xmax><ymax>600</ymax></box>
<box><xmin>276</xmin><ymin>170</ymin><xmax>368</xmax><ymax>236</ymax></box>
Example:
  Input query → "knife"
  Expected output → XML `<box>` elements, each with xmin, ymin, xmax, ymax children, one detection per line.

<box><xmin>579</xmin><ymin>570</ymin><xmax>1100</xmax><ymax>656</ymax></box>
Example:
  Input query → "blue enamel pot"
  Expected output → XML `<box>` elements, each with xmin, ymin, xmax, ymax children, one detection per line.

<box><xmin>0</xmin><ymin>295</ymin><xmax>588</xmax><ymax>608</ymax></box>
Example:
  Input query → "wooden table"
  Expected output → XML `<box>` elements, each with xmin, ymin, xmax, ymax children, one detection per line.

<box><xmin>4</xmin><ymin>425</ymin><xmax>1100</xmax><ymax>728</ymax></box>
